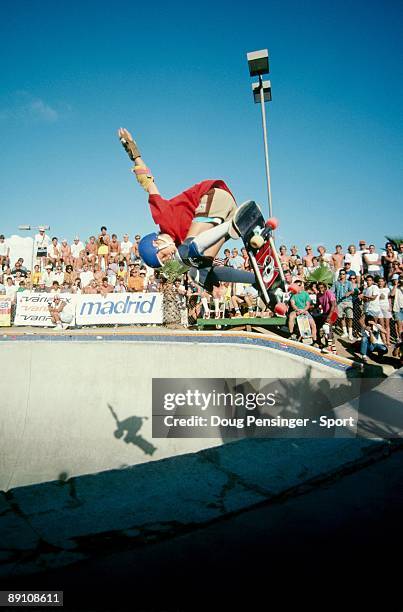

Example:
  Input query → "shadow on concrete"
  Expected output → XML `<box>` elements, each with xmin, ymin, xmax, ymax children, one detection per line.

<box><xmin>218</xmin><ymin>367</ymin><xmax>362</xmax><ymax>440</ymax></box>
<box><xmin>108</xmin><ymin>404</ymin><xmax>157</xmax><ymax>456</ymax></box>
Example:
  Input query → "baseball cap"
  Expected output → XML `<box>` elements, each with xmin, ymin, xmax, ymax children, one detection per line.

<box><xmin>392</xmin><ymin>274</ymin><xmax>399</xmax><ymax>280</ymax></box>
<box><xmin>45</xmin><ymin>264</ymin><xmax>52</xmax><ymax>269</ymax></box>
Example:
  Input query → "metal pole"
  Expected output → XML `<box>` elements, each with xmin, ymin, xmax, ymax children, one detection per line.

<box><xmin>259</xmin><ymin>76</ymin><xmax>273</xmax><ymax>219</ymax></box>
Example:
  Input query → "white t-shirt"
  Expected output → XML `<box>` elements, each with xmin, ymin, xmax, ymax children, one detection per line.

<box><xmin>5</xmin><ymin>284</ymin><xmax>17</xmax><ymax>300</ymax></box>
<box><xmin>0</xmin><ymin>240</ymin><xmax>9</xmax><ymax>256</ymax></box>
<box><xmin>80</xmin><ymin>270</ymin><xmax>94</xmax><ymax>287</ymax></box>
<box><xmin>71</xmin><ymin>241</ymin><xmax>84</xmax><ymax>258</ymax></box>
<box><xmin>363</xmin><ymin>285</ymin><xmax>380</xmax><ymax>313</ymax></box>
<box><xmin>344</xmin><ymin>252</ymin><xmax>363</xmax><ymax>275</ymax></box>
<box><xmin>34</xmin><ymin>233</ymin><xmax>51</xmax><ymax>250</ymax></box>
<box><xmin>51</xmin><ymin>271</ymin><xmax>64</xmax><ymax>285</ymax></box>
<box><xmin>378</xmin><ymin>286</ymin><xmax>390</xmax><ymax>311</ymax></box>
<box><xmin>364</xmin><ymin>253</ymin><xmax>380</xmax><ymax>273</ymax></box>
<box><xmin>41</xmin><ymin>271</ymin><xmax>54</xmax><ymax>288</ymax></box>
<box><xmin>120</xmin><ymin>240</ymin><xmax>133</xmax><ymax>255</ymax></box>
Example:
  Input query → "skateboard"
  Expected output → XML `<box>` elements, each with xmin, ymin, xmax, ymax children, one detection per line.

<box><xmin>297</xmin><ymin>313</ymin><xmax>313</xmax><ymax>344</ymax></box>
<box><xmin>232</xmin><ymin>200</ymin><xmax>284</xmax><ymax>306</ymax></box>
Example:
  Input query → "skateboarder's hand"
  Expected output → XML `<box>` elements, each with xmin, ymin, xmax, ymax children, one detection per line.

<box><xmin>118</xmin><ymin>127</ymin><xmax>134</xmax><ymax>143</ymax></box>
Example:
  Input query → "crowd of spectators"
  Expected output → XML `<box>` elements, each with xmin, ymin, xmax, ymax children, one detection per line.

<box><xmin>0</xmin><ymin>229</ymin><xmax>402</xmax><ymax>362</ymax></box>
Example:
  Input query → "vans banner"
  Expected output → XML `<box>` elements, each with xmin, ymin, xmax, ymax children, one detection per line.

<box><xmin>15</xmin><ymin>293</ymin><xmax>77</xmax><ymax>327</ymax></box>
<box><xmin>75</xmin><ymin>293</ymin><xmax>163</xmax><ymax>325</ymax></box>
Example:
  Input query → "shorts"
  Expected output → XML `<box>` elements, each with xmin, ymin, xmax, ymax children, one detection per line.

<box><xmin>37</xmin><ymin>248</ymin><xmax>47</xmax><ymax>258</ymax></box>
<box><xmin>195</xmin><ymin>188</ymin><xmax>237</xmax><ymax>223</ymax></box>
<box><xmin>337</xmin><ymin>301</ymin><xmax>353</xmax><ymax>319</ymax></box>
<box><xmin>365</xmin><ymin>308</ymin><xmax>382</xmax><ymax>319</ymax></box>
<box><xmin>394</xmin><ymin>309</ymin><xmax>403</xmax><ymax>322</ymax></box>
<box><xmin>60</xmin><ymin>312</ymin><xmax>73</xmax><ymax>324</ymax></box>
<box><xmin>379</xmin><ymin>308</ymin><xmax>392</xmax><ymax>319</ymax></box>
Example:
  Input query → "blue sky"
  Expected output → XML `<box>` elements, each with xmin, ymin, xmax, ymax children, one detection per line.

<box><xmin>1</xmin><ymin>0</ymin><xmax>402</xmax><ymax>255</ymax></box>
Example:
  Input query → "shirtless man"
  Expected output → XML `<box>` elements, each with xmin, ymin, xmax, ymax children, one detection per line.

<box><xmin>60</xmin><ymin>239</ymin><xmax>73</xmax><ymax>267</ymax></box>
<box><xmin>98</xmin><ymin>226</ymin><xmax>110</xmax><ymax>248</ymax></box>
<box><xmin>47</xmin><ymin>237</ymin><xmax>62</xmax><ymax>267</ymax></box>
<box><xmin>83</xmin><ymin>279</ymin><xmax>99</xmax><ymax>294</ymax></box>
<box><xmin>279</xmin><ymin>245</ymin><xmax>291</xmax><ymax>269</ymax></box>
<box><xmin>303</xmin><ymin>245</ymin><xmax>314</xmax><ymax>268</ymax></box>
<box><xmin>93</xmin><ymin>263</ymin><xmax>104</xmax><ymax>285</ymax></box>
<box><xmin>86</xmin><ymin>236</ymin><xmax>98</xmax><ymax>269</ymax></box>
<box><xmin>109</xmin><ymin>234</ymin><xmax>121</xmax><ymax>260</ymax></box>
<box><xmin>117</xmin><ymin>127</ymin><xmax>272</xmax><ymax>296</ymax></box>
<box><xmin>99</xmin><ymin>276</ymin><xmax>114</xmax><ymax>296</ymax></box>
<box><xmin>332</xmin><ymin>245</ymin><xmax>344</xmax><ymax>279</ymax></box>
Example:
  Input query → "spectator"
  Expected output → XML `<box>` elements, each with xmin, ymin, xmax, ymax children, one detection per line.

<box><xmin>34</xmin><ymin>279</ymin><xmax>47</xmax><ymax>293</ymax></box>
<box><xmin>51</xmin><ymin>264</ymin><xmax>64</xmax><ymax>286</ymax></box>
<box><xmin>360</xmin><ymin>315</ymin><xmax>388</xmax><ymax>362</ymax></box>
<box><xmin>127</xmin><ymin>267</ymin><xmax>145</xmax><ymax>292</ymax></box>
<box><xmin>279</xmin><ymin>245</ymin><xmax>291</xmax><ymax>269</ymax></box>
<box><xmin>130</xmin><ymin>235</ymin><xmax>141</xmax><ymax>263</ymax></box>
<box><xmin>362</xmin><ymin>275</ymin><xmax>381</xmax><ymax>322</ymax></box>
<box><xmin>11</xmin><ymin>260</ymin><xmax>28</xmax><ymax>278</ymax></box>
<box><xmin>63</xmin><ymin>264</ymin><xmax>76</xmax><ymax>286</ymax></box>
<box><xmin>109</xmin><ymin>234</ymin><xmax>121</xmax><ymax>260</ymax></box>
<box><xmin>97</xmin><ymin>236</ymin><xmax>109</xmax><ymax>271</ymax></box>
<box><xmin>292</xmin><ymin>263</ymin><xmax>306</xmax><ymax>281</ymax></box>
<box><xmin>86</xmin><ymin>236</ymin><xmax>98</xmax><ymax>268</ymax></box>
<box><xmin>71</xmin><ymin>278</ymin><xmax>82</xmax><ymax>294</ymax></box>
<box><xmin>16</xmin><ymin>280</ymin><xmax>28</xmax><ymax>293</ymax></box>
<box><xmin>47</xmin><ymin>237</ymin><xmax>61</xmax><ymax>267</ymax></box>
<box><xmin>390</xmin><ymin>275</ymin><xmax>403</xmax><ymax>337</ymax></box>
<box><xmin>363</xmin><ymin>244</ymin><xmax>381</xmax><ymax>277</ymax></box>
<box><xmin>114</xmin><ymin>277</ymin><xmax>127</xmax><ymax>293</ymax></box>
<box><xmin>398</xmin><ymin>243</ymin><xmax>403</xmax><ymax>266</ymax></box>
<box><xmin>47</xmin><ymin>294</ymin><xmax>74</xmax><ymax>330</ymax></box>
<box><xmin>228</xmin><ymin>248</ymin><xmax>244</xmax><ymax>269</ymax></box>
<box><xmin>34</xmin><ymin>227</ymin><xmax>51</xmax><ymax>269</ymax></box>
<box><xmin>241</xmin><ymin>247</ymin><xmax>250</xmax><ymax>271</ymax></box>
<box><xmin>31</xmin><ymin>264</ymin><xmax>41</xmax><ymax>287</ymax></box>
<box><xmin>146</xmin><ymin>274</ymin><xmax>160</xmax><ymax>292</ymax></box>
<box><xmin>344</xmin><ymin>245</ymin><xmax>362</xmax><ymax>281</ymax></box>
<box><xmin>5</xmin><ymin>277</ymin><xmax>17</xmax><ymax>303</ymax></box>
<box><xmin>378</xmin><ymin>277</ymin><xmax>392</xmax><ymax>346</ymax></box>
<box><xmin>99</xmin><ymin>277</ymin><xmax>114</xmax><ymax>296</ymax></box>
<box><xmin>71</xmin><ymin>236</ymin><xmax>85</xmax><ymax>269</ymax></box>
<box><xmin>0</xmin><ymin>273</ymin><xmax>5</xmax><ymax>294</ymax></box>
<box><xmin>41</xmin><ymin>265</ymin><xmax>54</xmax><ymax>290</ymax></box>
<box><xmin>50</xmin><ymin>281</ymin><xmax>61</xmax><ymax>294</ymax></box>
<box><xmin>392</xmin><ymin>332</ymin><xmax>403</xmax><ymax>366</ymax></box>
<box><xmin>80</xmin><ymin>263</ymin><xmax>94</xmax><ymax>288</ymax></box>
<box><xmin>0</xmin><ymin>234</ymin><xmax>10</xmax><ymax>269</ymax></box>
<box><xmin>303</xmin><ymin>245</ymin><xmax>314</xmax><ymax>268</ymax></box>
<box><xmin>315</xmin><ymin>282</ymin><xmax>337</xmax><ymax>351</ymax></box>
<box><xmin>117</xmin><ymin>261</ymin><xmax>127</xmax><ymax>282</ymax></box>
<box><xmin>120</xmin><ymin>234</ymin><xmax>133</xmax><ymax>264</ymax></box>
<box><xmin>60</xmin><ymin>239</ymin><xmax>73</xmax><ymax>267</ymax></box>
<box><xmin>223</xmin><ymin>248</ymin><xmax>231</xmax><ymax>266</ymax></box>
<box><xmin>381</xmin><ymin>242</ymin><xmax>398</xmax><ymax>280</ymax></box>
<box><xmin>317</xmin><ymin>245</ymin><xmax>332</xmax><ymax>268</ymax></box>
<box><xmin>343</xmin><ymin>261</ymin><xmax>355</xmax><ymax>279</ymax></box>
<box><xmin>289</xmin><ymin>245</ymin><xmax>301</xmax><ymax>269</ymax></box>
<box><xmin>106</xmin><ymin>255</ymin><xmax>118</xmax><ymax>286</ymax></box>
<box><xmin>83</xmin><ymin>279</ymin><xmax>99</xmax><ymax>294</ymax></box>
<box><xmin>333</xmin><ymin>270</ymin><xmax>354</xmax><ymax>340</ymax></box>
<box><xmin>331</xmin><ymin>245</ymin><xmax>344</xmax><ymax>279</ymax></box>
<box><xmin>93</xmin><ymin>263</ymin><xmax>104</xmax><ymax>284</ymax></box>
<box><xmin>98</xmin><ymin>226</ymin><xmax>110</xmax><ymax>247</ymax></box>
<box><xmin>288</xmin><ymin>280</ymin><xmax>318</xmax><ymax>344</ymax></box>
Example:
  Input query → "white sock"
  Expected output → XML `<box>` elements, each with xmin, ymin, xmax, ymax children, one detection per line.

<box><xmin>192</xmin><ymin>221</ymin><xmax>233</xmax><ymax>253</ymax></box>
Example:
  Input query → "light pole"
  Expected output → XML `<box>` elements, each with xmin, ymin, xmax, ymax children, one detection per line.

<box><xmin>18</xmin><ymin>225</ymin><xmax>50</xmax><ymax>271</ymax></box>
<box><xmin>246</xmin><ymin>49</ymin><xmax>273</xmax><ymax>219</ymax></box>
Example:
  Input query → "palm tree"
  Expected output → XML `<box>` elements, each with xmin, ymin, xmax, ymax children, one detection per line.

<box><xmin>306</xmin><ymin>264</ymin><xmax>334</xmax><ymax>287</ymax></box>
<box><xmin>159</xmin><ymin>260</ymin><xmax>189</xmax><ymax>327</ymax></box>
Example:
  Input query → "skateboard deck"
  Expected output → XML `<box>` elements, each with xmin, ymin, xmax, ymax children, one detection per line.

<box><xmin>297</xmin><ymin>313</ymin><xmax>313</xmax><ymax>344</ymax></box>
<box><xmin>232</xmin><ymin>201</ymin><xmax>284</xmax><ymax>305</ymax></box>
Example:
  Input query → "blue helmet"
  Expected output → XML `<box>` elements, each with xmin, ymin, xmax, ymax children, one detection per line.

<box><xmin>138</xmin><ymin>233</ymin><xmax>162</xmax><ymax>268</ymax></box>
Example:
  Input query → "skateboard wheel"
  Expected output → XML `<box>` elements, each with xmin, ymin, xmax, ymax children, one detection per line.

<box><xmin>274</xmin><ymin>303</ymin><xmax>288</xmax><ymax>316</ymax></box>
<box><xmin>266</xmin><ymin>217</ymin><xmax>278</xmax><ymax>230</ymax></box>
<box><xmin>250</xmin><ymin>234</ymin><xmax>264</xmax><ymax>249</ymax></box>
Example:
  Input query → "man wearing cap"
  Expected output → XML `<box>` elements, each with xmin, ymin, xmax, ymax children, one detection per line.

<box><xmin>34</xmin><ymin>227</ymin><xmax>51</xmax><ymax>270</ymax></box>
<box><xmin>120</xmin><ymin>234</ymin><xmax>132</xmax><ymax>265</ymax></box>
<box><xmin>117</xmin><ymin>127</ymin><xmax>273</xmax><ymax>295</ymax></box>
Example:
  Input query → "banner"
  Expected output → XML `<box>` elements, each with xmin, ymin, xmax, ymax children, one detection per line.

<box><xmin>14</xmin><ymin>293</ymin><xmax>76</xmax><ymax>327</ymax></box>
<box><xmin>0</xmin><ymin>297</ymin><xmax>12</xmax><ymax>327</ymax></box>
<box><xmin>75</xmin><ymin>293</ymin><xmax>163</xmax><ymax>325</ymax></box>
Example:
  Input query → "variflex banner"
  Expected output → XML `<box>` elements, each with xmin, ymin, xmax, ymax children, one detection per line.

<box><xmin>75</xmin><ymin>293</ymin><xmax>163</xmax><ymax>325</ymax></box>
<box><xmin>15</xmin><ymin>292</ymin><xmax>163</xmax><ymax>326</ymax></box>
<box><xmin>14</xmin><ymin>293</ymin><xmax>76</xmax><ymax>327</ymax></box>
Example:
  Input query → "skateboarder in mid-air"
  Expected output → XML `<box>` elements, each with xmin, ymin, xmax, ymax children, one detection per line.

<box><xmin>117</xmin><ymin>127</ymin><xmax>281</xmax><ymax>296</ymax></box>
